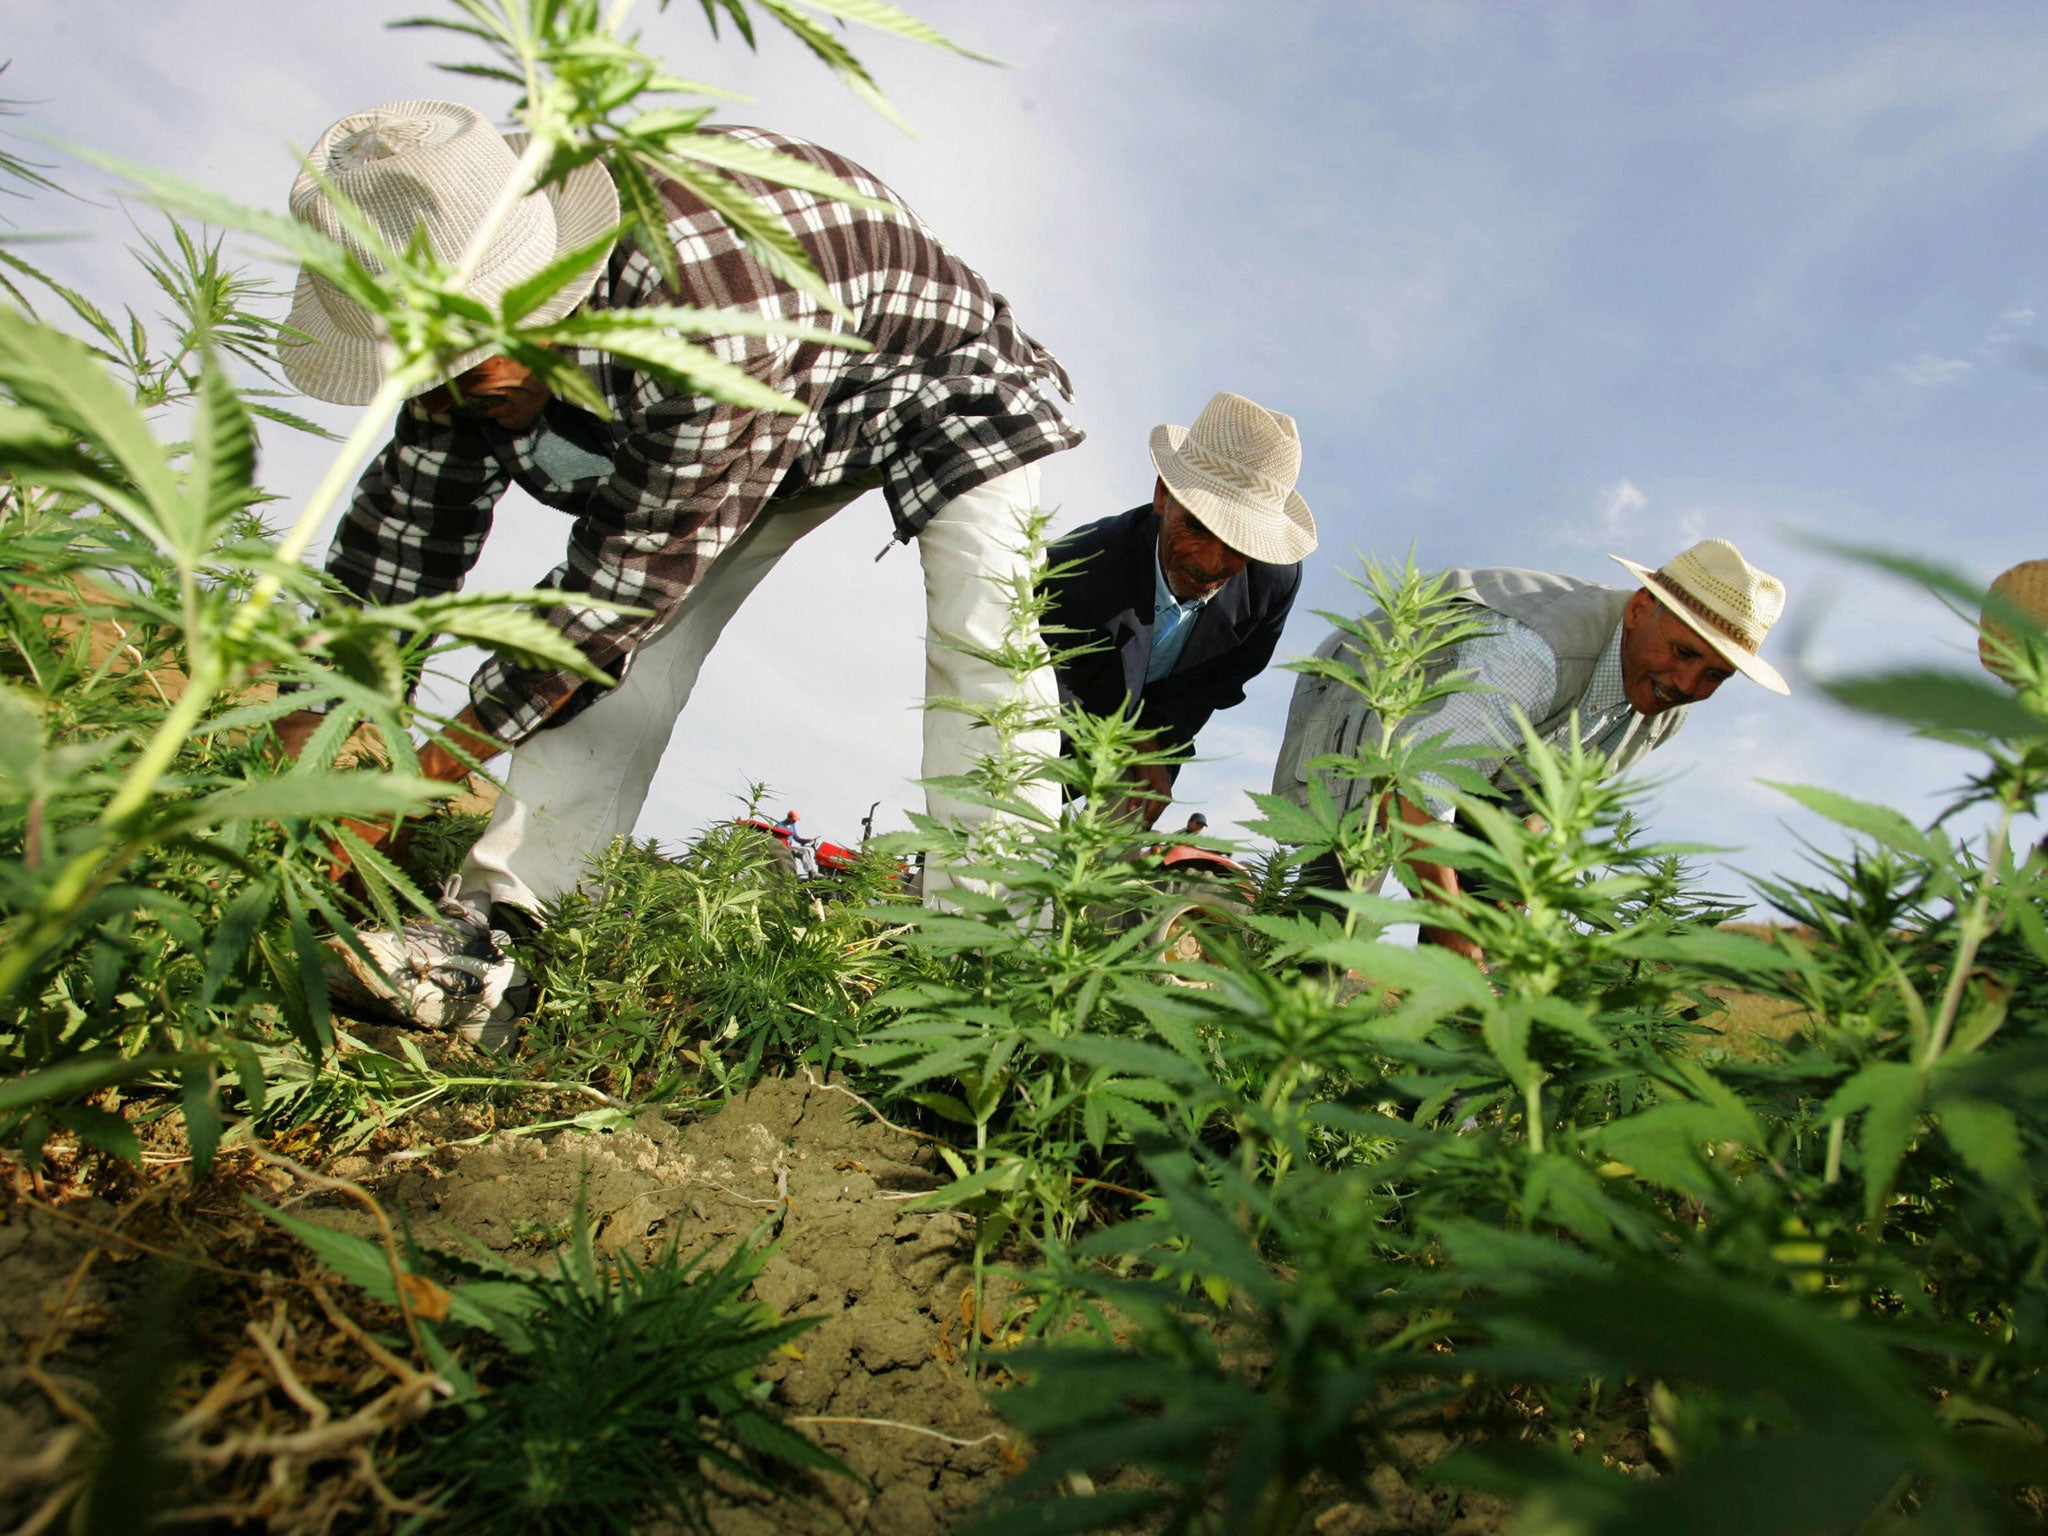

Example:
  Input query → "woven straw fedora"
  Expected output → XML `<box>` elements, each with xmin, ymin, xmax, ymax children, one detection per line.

<box><xmin>1610</xmin><ymin>538</ymin><xmax>1790</xmax><ymax>695</ymax></box>
<box><xmin>280</xmin><ymin>99</ymin><xmax>620</xmax><ymax>406</ymax></box>
<box><xmin>1979</xmin><ymin>560</ymin><xmax>2048</xmax><ymax>682</ymax></box>
<box><xmin>1148</xmin><ymin>392</ymin><xmax>1318</xmax><ymax>565</ymax></box>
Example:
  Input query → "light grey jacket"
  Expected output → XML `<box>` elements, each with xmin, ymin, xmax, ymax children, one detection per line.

<box><xmin>1272</xmin><ymin>568</ymin><xmax>1687</xmax><ymax>817</ymax></box>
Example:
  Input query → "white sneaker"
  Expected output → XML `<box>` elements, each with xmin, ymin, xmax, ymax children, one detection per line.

<box><xmin>322</xmin><ymin>879</ymin><xmax>530</xmax><ymax>1046</ymax></box>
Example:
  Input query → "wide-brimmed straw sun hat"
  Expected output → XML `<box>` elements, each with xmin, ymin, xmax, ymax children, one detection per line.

<box><xmin>1610</xmin><ymin>538</ymin><xmax>1790</xmax><ymax>695</ymax></box>
<box><xmin>1148</xmin><ymin>392</ymin><xmax>1318</xmax><ymax>565</ymax></box>
<box><xmin>280</xmin><ymin>99</ymin><xmax>620</xmax><ymax>406</ymax></box>
<box><xmin>1979</xmin><ymin>560</ymin><xmax>2048</xmax><ymax>683</ymax></box>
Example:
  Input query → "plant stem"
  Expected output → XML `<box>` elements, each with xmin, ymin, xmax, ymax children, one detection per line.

<box><xmin>235</xmin><ymin>372</ymin><xmax>416</xmax><ymax>632</ymax></box>
<box><xmin>98</xmin><ymin>653</ymin><xmax>221</xmax><ymax>826</ymax></box>
<box><xmin>1824</xmin><ymin>1115</ymin><xmax>1845</xmax><ymax>1185</ymax></box>
<box><xmin>1921</xmin><ymin>798</ymin><xmax>2016</xmax><ymax>1072</ymax></box>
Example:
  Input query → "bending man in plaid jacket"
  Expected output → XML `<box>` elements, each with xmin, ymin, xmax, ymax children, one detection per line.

<box><xmin>274</xmin><ymin>102</ymin><xmax>1082</xmax><ymax>959</ymax></box>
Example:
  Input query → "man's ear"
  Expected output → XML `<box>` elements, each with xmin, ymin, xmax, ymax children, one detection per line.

<box><xmin>1152</xmin><ymin>477</ymin><xmax>1172</xmax><ymax>521</ymax></box>
<box><xmin>1623</xmin><ymin>587</ymin><xmax>1656</xmax><ymax>630</ymax></box>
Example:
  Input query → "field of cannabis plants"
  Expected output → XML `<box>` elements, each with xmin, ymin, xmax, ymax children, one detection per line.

<box><xmin>7</xmin><ymin>2</ymin><xmax>2048</xmax><ymax>1533</ymax></box>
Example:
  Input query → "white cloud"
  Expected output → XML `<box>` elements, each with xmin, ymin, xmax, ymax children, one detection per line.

<box><xmin>1895</xmin><ymin>353</ymin><xmax>1973</xmax><ymax>388</ymax></box>
<box><xmin>1590</xmin><ymin>479</ymin><xmax>1647</xmax><ymax>543</ymax></box>
<box><xmin>1988</xmin><ymin>302</ymin><xmax>2042</xmax><ymax>356</ymax></box>
<box><xmin>1549</xmin><ymin>478</ymin><xmax>1705</xmax><ymax>552</ymax></box>
<box><xmin>1735</xmin><ymin>28</ymin><xmax>2048</xmax><ymax>182</ymax></box>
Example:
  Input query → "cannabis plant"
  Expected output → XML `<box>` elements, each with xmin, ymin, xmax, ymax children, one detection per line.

<box><xmin>259</xmin><ymin>1194</ymin><xmax>838</xmax><ymax>1535</ymax></box>
<box><xmin>523</xmin><ymin>827</ymin><xmax>901</xmax><ymax>1096</ymax></box>
<box><xmin>966</xmin><ymin>550</ymin><xmax>2048</xmax><ymax>1535</ymax></box>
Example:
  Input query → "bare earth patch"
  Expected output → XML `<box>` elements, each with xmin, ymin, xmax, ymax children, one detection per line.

<box><xmin>376</xmin><ymin>1074</ymin><xmax>1013</xmax><ymax>1534</ymax></box>
<box><xmin>0</xmin><ymin>1075</ymin><xmax>1519</xmax><ymax>1533</ymax></box>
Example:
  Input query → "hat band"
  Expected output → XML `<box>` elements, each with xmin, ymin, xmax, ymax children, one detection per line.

<box><xmin>1175</xmin><ymin>436</ymin><xmax>1295</xmax><ymax>509</ymax></box>
<box><xmin>1657</xmin><ymin>572</ymin><xmax>1763</xmax><ymax>652</ymax></box>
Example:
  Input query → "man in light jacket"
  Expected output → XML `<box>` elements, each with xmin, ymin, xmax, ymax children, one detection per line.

<box><xmin>1274</xmin><ymin>538</ymin><xmax>1790</xmax><ymax>958</ymax></box>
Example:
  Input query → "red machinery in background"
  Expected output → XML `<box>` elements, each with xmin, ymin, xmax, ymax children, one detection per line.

<box><xmin>734</xmin><ymin>815</ymin><xmax>859</xmax><ymax>879</ymax></box>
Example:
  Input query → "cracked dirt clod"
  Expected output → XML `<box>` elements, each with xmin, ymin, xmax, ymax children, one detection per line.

<box><xmin>378</xmin><ymin>1074</ymin><xmax>1008</xmax><ymax>1534</ymax></box>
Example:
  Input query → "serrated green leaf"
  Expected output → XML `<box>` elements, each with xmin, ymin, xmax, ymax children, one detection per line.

<box><xmin>199</xmin><ymin>878</ymin><xmax>277</xmax><ymax>1009</ymax></box>
<box><xmin>181</xmin><ymin>1067</ymin><xmax>223</xmax><ymax>1180</ymax></box>
<box><xmin>497</xmin><ymin>221</ymin><xmax>625</xmax><ymax>324</ymax></box>
<box><xmin>0</xmin><ymin>1050</ymin><xmax>203</xmax><ymax>1113</ymax></box>
<box><xmin>1819</xmin><ymin>670</ymin><xmax>2047</xmax><ymax>740</ymax></box>
<box><xmin>641</xmin><ymin>154</ymin><xmax>842</xmax><ymax>316</ymax></box>
<box><xmin>1481</xmin><ymin>1001</ymin><xmax>1541</xmax><ymax>1089</ymax></box>
<box><xmin>605</xmin><ymin>151</ymin><xmax>683</xmax><ymax>292</ymax></box>
<box><xmin>1825</xmin><ymin>1060</ymin><xmax>1922</xmax><ymax>1216</ymax></box>
<box><xmin>1041</xmin><ymin>1035</ymin><xmax>1215</xmax><ymax>1090</ymax></box>
<box><xmin>63</xmin><ymin>141</ymin><xmax>355</xmax><ymax>278</ymax></box>
<box><xmin>1596</xmin><ymin>1100</ymin><xmax>1759</xmax><ymax>1194</ymax></box>
<box><xmin>548</xmin><ymin>319</ymin><xmax>804</xmax><ymax>415</ymax></box>
<box><xmin>185</xmin><ymin>772</ymin><xmax>449</xmax><ymax>828</ymax></box>
<box><xmin>790</xmin><ymin>0</ymin><xmax>1000</xmax><ymax>59</ymax></box>
<box><xmin>0</xmin><ymin>307</ymin><xmax>182</xmax><ymax>552</ymax></box>
<box><xmin>1761</xmin><ymin>781</ymin><xmax>1932</xmax><ymax>857</ymax></box>
<box><xmin>1936</xmin><ymin>1099</ymin><xmax>2030</xmax><ymax>1206</ymax></box>
<box><xmin>639</xmin><ymin>128</ymin><xmax>892</xmax><ymax>209</ymax></box>
<box><xmin>426</xmin><ymin>602</ymin><xmax>621</xmax><ymax>680</ymax></box>
<box><xmin>52</xmin><ymin>1102</ymin><xmax>142</xmax><ymax>1163</ymax></box>
<box><xmin>180</xmin><ymin>351</ymin><xmax>258</xmax><ymax>558</ymax></box>
<box><xmin>904</xmin><ymin>1091</ymin><xmax>976</xmax><ymax>1126</ymax></box>
<box><xmin>908</xmin><ymin>1158</ymin><xmax>1025</xmax><ymax>1210</ymax></box>
<box><xmin>750</xmin><ymin>0</ymin><xmax>913</xmax><ymax>133</ymax></box>
<box><xmin>1317</xmin><ymin>937</ymin><xmax>1495</xmax><ymax>1008</ymax></box>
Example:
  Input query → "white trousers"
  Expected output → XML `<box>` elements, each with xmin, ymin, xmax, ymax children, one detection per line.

<box><xmin>458</xmin><ymin>464</ymin><xmax>1058</xmax><ymax>914</ymax></box>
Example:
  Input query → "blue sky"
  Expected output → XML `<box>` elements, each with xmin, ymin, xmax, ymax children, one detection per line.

<box><xmin>9</xmin><ymin>1</ymin><xmax>2047</xmax><ymax>909</ymax></box>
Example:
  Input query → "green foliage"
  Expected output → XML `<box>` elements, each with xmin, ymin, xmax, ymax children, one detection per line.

<box><xmin>522</xmin><ymin>829</ymin><xmax>900</xmax><ymax>1095</ymax></box>
<box><xmin>259</xmin><ymin>1194</ymin><xmax>839</xmax><ymax>1534</ymax></box>
<box><xmin>1253</xmin><ymin>554</ymin><xmax>1506</xmax><ymax>904</ymax></box>
<box><xmin>395</xmin><ymin>806</ymin><xmax>493</xmax><ymax>894</ymax></box>
<box><xmin>410</xmin><ymin>1212</ymin><xmax>841</xmax><ymax>1533</ymax></box>
<box><xmin>955</xmin><ymin>550</ymin><xmax>2048</xmax><ymax>1534</ymax></box>
<box><xmin>851</xmin><ymin>509</ymin><xmax>1261</xmax><ymax>1278</ymax></box>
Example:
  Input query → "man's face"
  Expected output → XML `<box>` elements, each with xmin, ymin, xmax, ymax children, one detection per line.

<box><xmin>1154</xmin><ymin>480</ymin><xmax>1248</xmax><ymax>602</ymax></box>
<box><xmin>1620</xmin><ymin>588</ymin><xmax>1736</xmax><ymax>715</ymax></box>
<box><xmin>419</xmin><ymin>354</ymin><xmax>552</xmax><ymax>431</ymax></box>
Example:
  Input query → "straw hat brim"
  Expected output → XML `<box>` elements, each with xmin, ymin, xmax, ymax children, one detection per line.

<box><xmin>1149</xmin><ymin>423</ymin><xmax>1318</xmax><ymax>566</ymax></box>
<box><xmin>280</xmin><ymin>133</ymin><xmax>620</xmax><ymax>407</ymax></box>
<box><xmin>1611</xmin><ymin>554</ymin><xmax>1790</xmax><ymax>695</ymax></box>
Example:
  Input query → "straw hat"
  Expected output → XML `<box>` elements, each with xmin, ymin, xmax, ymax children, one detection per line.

<box><xmin>1610</xmin><ymin>538</ymin><xmax>1790</xmax><ymax>695</ymax></box>
<box><xmin>1148</xmin><ymin>392</ymin><xmax>1318</xmax><ymax>565</ymax></box>
<box><xmin>280</xmin><ymin>99</ymin><xmax>620</xmax><ymax>406</ymax></box>
<box><xmin>1979</xmin><ymin>560</ymin><xmax>2048</xmax><ymax>683</ymax></box>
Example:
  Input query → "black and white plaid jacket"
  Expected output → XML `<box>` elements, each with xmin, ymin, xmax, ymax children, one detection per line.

<box><xmin>326</xmin><ymin>126</ymin><xmax>1084</xmax><ymax>744</ymax></box>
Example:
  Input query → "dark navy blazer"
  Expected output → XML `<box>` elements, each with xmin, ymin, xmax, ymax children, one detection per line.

<box><xmin>1044</xmin><ymin>503</ymin><xmax>1302</xmax><ymax>775</ymax></box>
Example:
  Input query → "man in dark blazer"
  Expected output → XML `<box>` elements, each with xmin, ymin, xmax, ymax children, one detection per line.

<box><xmin>1045</xmin><ymin>392</ymin><xmax>1318</xmax><ymax>827</ymax></box>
